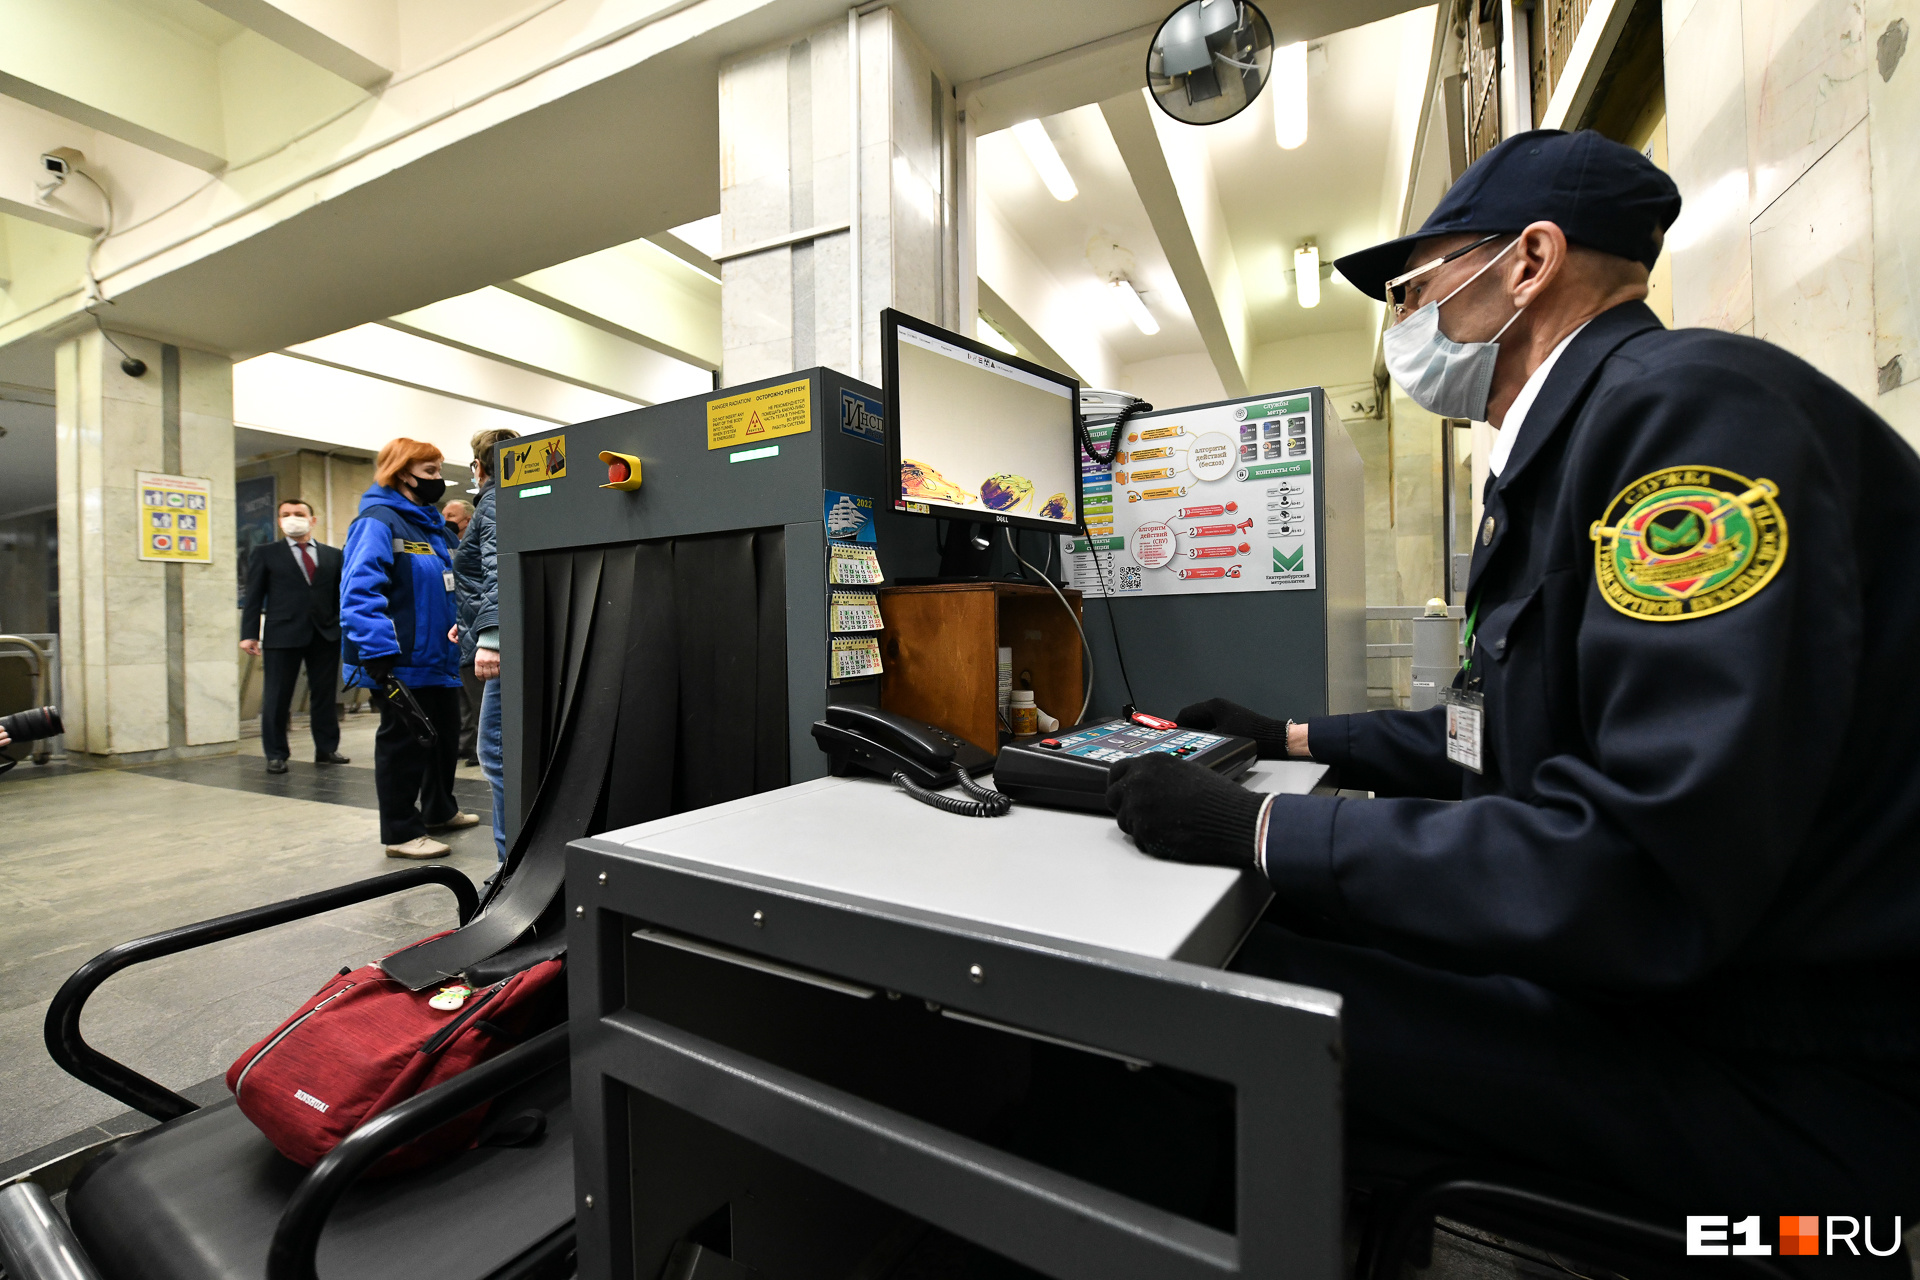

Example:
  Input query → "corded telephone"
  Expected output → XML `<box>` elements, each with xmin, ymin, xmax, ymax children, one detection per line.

<box><xmin>810</xmin><ymin>704</ymin><xmax>1010</xmax><ymax>816</ymax></box>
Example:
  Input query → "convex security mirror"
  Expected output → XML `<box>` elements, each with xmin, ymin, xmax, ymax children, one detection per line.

<box><xmin>1147</xmin><ymin>0</ymin><xmax>1274</xmax><ymax>125</ymax></box>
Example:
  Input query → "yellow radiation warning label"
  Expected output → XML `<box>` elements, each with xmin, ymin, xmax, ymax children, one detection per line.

<box><xmin>706</xmin><ymin>378</ymin><xmax>812</xmax><ymax>451</ymax></box>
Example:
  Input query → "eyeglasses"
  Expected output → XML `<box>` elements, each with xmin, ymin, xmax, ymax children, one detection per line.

<box><xmin>1384</xmin><ymin>233</ymin><xmax>1507</xmax><ymax>319</ymax></box>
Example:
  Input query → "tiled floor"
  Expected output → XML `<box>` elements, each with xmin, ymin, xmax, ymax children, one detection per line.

<box><xmin>0</xmin><ymin>712</ymin><xmax>501</xmax><ymax>1172</ymax></box>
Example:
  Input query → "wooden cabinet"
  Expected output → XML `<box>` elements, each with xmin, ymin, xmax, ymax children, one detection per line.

<box><xmin>877</xmin><ymin>582</ymin><xmax>1084</xmax><ymax>753</ymax></box>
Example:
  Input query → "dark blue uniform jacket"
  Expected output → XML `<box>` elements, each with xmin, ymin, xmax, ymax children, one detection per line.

<box><xmin>1275</xmin><ymin>302</ymin><xmax>1920</xmax><ymax>1051</ymax></box>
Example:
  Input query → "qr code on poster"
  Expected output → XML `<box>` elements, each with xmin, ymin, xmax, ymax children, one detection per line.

<box><xmin>1118</xmin><ymin>565</ymin><xmax>1143</xmax><ymax>592</ymax></box>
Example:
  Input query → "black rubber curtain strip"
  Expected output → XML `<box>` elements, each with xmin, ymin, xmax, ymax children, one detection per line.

<box><xmin>382</xmin><ymin>531</ymin><xmax>789</xmax><ymax>990</ymax></box>
<box><xmin>601</xmin><ymin>542</ymin><xmax>680</xmax><ymax>833</ymax></box>
<box><xmin>752</xmin><ymin>529</ymin><xmax>789</xmax><ymax>794</ymax></box>
<box><xmin>385</xmin><ymin>546</ymin><xmax>630</xmax><ymax>989</ymax></box>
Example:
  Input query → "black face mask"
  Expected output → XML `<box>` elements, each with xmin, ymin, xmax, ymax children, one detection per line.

<box><xmin>406</xmin><ymin>475</ymin><xmax>447</xmax><ymax>506</ymax></box>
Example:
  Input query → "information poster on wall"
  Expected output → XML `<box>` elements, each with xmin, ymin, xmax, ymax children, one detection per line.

<box><xmin>137</xmin><ymin>472</ymin><xmax>214</xmax><ymax>564</ymax></box>
<box><xmin>1062</xmin><ymin>392</ymin><xmax>1317</xmax><ymax>599</ymax></box>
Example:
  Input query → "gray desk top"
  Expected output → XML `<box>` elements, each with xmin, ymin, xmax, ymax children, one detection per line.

<box><xmin>595</xmin><ymin>760</ymin><xmax>1329</xmax><ymax>965</ymax></box>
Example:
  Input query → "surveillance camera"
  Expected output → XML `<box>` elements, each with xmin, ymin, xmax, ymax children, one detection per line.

<box><xmin>40</xmin><ymin>147</ymin><xmax>83</xmax><ymax>177</ymax></box>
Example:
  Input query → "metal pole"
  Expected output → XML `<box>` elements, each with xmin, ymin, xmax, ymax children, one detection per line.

<box><xmin>848</xmin><ymin>5</ymin><xmax>862</xmax><ymax>380</ymax></box>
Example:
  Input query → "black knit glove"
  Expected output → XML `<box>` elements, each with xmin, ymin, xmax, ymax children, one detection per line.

<box><xmin>1105</xmin><ymin>753</ymin><xmax>1265</xmax><ymax>869</ymax></box>
<box><xmin>363</xmin><ymin>655</ymin><xmax>398</xmax><ymax>683</ymax></box>
<box><xmin>1176</xmin><ymin>697</ymin><xmax>1290</xmax><ymax>758</ymax></box>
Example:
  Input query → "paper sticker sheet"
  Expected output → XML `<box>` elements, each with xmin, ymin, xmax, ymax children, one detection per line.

<box><xmin>831</xmin><ymin>636</ymin><xmax>885</xmax><ymax>680</ymax></box>
<box><xmin>828</xmin><ymin>544</ymin><xmax>884</xmax><ymax>585</ymax></box>
<box><xmin>830</xmin><ymin>590</ymin><xmax>883</xmax><ymax>632</ymax></box>
<box><xmin>1063</xmin><ymin>392</ymin><xmax>1318</xmax><ymax>598</ymax></box>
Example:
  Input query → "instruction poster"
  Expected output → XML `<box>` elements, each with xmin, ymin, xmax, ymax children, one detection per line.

<box><xmin>708</xmin><ymin>378</ymin><xmax>811</xmax><ymax>450</ymax></box>
<box><xmin>1062</xmin><ymin>392</ymin><xmax>1317</xmax><ymax>599</ymax></box>
<box><xmin>137</xmin><ymin>472</ymin><xmax>214</xmax><ymax>564</ymax></box>
<box><xmin>499</xmin><ymin>435</ymin><xmax>566</xmax><ymax>487</ymax></box>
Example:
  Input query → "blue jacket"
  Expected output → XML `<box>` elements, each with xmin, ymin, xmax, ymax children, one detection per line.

<box><xmin>339</xmin><ymin>484</ymin><xmax>461</xmax><ymax>689</ymax></box>
<box><xmin>452</xmin><ymin>482</ymin><xmax>498</xmax><ymax>667</ymax></box>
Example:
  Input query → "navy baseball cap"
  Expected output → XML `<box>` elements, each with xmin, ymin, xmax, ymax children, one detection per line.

<box><xmin>1334</xmin><ymin>129</ymin><xmax>1682</xmax><ymax>301</ymax></box>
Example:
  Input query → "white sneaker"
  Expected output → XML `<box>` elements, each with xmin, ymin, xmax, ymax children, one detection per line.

<box><xmin>427</xmin><ymin>812</ymin><xmax>482</xmax><ymax>832</ymax></box>
<box><xmin>385</xmin><ymin>836</ymin><xmax>451</xmax><ymax>859</ymax></box>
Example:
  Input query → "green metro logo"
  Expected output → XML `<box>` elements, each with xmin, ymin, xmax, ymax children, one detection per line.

<box><xmin>1273</xmin><ymin>545</ymin><xmax>1305</xmax><ymax>572</ymax></box>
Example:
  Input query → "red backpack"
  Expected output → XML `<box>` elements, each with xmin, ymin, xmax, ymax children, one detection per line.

<box><xmin>225</xmin><ymin>944</ymin><xmax>565</xmax><ymax>1173</ymax></box>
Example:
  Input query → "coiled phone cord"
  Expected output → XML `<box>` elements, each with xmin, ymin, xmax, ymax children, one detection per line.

<box><xmin>891</xmin><ymin>767</ymin><xmax>1014</xmax><ymax>817</ymax></box>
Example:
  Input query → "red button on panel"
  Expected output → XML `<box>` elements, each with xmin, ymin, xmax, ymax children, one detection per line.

<box><xmin>1130</xmin><ymin>712</ymin><xmax>1177</xmax><ymax>730</ymax></box>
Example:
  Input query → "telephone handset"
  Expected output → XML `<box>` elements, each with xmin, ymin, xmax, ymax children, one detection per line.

<box><xmin>812</xmin><ymin>704</ymin><xmax>991</xmax><ymax>787</ymax></box>
<box><xmin>810</xmin><ymin>705</ymin><xmax>1011</xmax><ymax>816</ymax></box>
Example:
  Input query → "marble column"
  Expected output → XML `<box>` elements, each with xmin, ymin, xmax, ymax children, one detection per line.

<box><xmin>718</xmin><ymin>7</ymin><xmax>960</xmax><ymax>387</ymax></box>
<box><xmin>55</xmin><ymin>330</ymin><xmax>239</xmax><ymax>763</ymax></box>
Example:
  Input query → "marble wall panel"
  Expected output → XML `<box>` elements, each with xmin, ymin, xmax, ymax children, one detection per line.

<box><xmin>722</xmin><ymin>250</ymin><xmax>794</xmax><ymax>380</ymax></box>
<box><xmin>1743</xmin><ymin>0</ymin><xmax>1869</xmax><ymax>215</ymax></box>
<box><xmin>178</xmin><ymin>348</ymin><xmax>232</xmax><ymax>421</ymax></box>
<box><xmin>1750</xmin><ymin>120</ymin><xmax>1879</xmax><ymax>402</ymax></box>
<box><xmin>1865</xmin><ymin>0</ymin><xmax>1917</xmax><ymax>397</ymax></box>
<box><xmin>184</xmin><ymin>658</ymin><xmax>239</xmax><ymax>746</ymax></box>
<box><xmin>1666</xmin><ymin>0</ymin><xmax>1757</xmax><ymax>330</ymax></box>
<box><xmin>719</xmin><ymin>45</ymin><xmax>792</xmax><ymax>248</ymax></box>
<box><xmin>183</xmin><ymin>563</ymin><xmax>236</xmax><ymax>665</ymax></box>
<box><xmin>53</xmin><ymin>331</ymin><xmax>238</xmax><ymax>758</ymax></box>
<box><xmin>102</xmin><ymin>571</ymin><xmax>167</xmax><ymax>668</ymax></box>
<box><xmin>105</xmin><ymin>662</ymin><xmax>168</xmax><ymax>754</ymax></box>
<box><xmin>97</xmin><ymin>335</ymin><xmax>164</xmax><ymax>411</ymax></box>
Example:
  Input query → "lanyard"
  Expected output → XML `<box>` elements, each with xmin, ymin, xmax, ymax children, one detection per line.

<box><xmin>1459</xmin><ymin>600</ymin><xmax>1480</xmax><ymax>676</ymax></box>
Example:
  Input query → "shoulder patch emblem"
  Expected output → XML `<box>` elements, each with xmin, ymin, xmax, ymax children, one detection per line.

<box><xmin>1589</xmin><ymin>466</ymin><xmax>1787</xmax><ymax>620</ymax></box>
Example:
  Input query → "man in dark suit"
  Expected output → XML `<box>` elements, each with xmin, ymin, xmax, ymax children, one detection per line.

<box><xmin>241</xmin><ymin>498</ymin><xmax>350</xmax><ymax>774</ymax></box>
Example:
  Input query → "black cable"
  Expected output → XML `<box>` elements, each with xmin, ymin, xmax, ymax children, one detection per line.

<box><xmin>956</xmin><ymin>768</ymin><xmax>1014</xmax><ymax>810</ymax></box>
<box><xmin>88</xmin><ymin>310</ymin><xmax>147</xmax><ymax>376</ymax></box>
<box><xmin>1072</xmin><ymin>397</ymin><xmax>1153</xmax><ymax>717</ymax></box>
<box><xmin>891</xmin><ymin>770</ymin><xmax>1012</xmax><ymax>817</ymax></box>
<box><xmin>1075</xmin><ymin>398</ymin><xmax>1152</xmax><ymax>467</ymax></box>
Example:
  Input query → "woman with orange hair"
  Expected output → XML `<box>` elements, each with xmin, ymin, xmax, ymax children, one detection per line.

<box><xmin>339</xmin><ymin>438</ymin><xmax>478</xmax><ymax>858</ymax></box>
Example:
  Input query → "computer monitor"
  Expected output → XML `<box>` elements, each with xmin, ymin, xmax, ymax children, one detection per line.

<box><xmin>882</xmin><ymin>309</ymin><xmax>1082</xmax><ymax>541</ymax></box>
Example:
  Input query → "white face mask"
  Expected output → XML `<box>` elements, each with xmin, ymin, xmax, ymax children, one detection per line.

<box><xmin>281</xmin><ymin>515</ymin><xmax>311</xmax><ymax>537</ymax></box>
<box><xmin>1381</xmin><ymin>238</ymin><xmax>1525</xmax><ymax>421</ymax></box>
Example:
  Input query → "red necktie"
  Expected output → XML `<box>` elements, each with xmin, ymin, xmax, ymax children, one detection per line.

<box><xmin>299</xmin><ymin>543</ymin><xmax>315</xmax><ymax>583</ymax></box>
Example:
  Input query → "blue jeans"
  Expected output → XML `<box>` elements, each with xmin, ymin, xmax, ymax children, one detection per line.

<box><xmin>478</xmin><ymin>675</ymin><xmax>505</xmax><ymax>860</ymax></box>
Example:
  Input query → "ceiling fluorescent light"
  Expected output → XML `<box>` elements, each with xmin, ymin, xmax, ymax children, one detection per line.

<box><xmin>1273</xmin><ymin>41</ymin><xmax>1308</xmax><ymax>150</ymax></box>
<box><xmin>1013</xmin><ymin>120</ymin><xmax>1078</xmax><ymax>201</ymax></box>
<box><xmin>976</xmin><ymin>318</ymin><xmax>1017</xmax><ymax>354</ymax></box>
<box><xmin>1294</xmin><ymin>243</ymin><xmax>1320</xmax><ymax>308</ymax></box>
<box><xmin>1112</xmin><ymin>279</ymin><xmax>1160</xmax><ymax>335</ymax></box>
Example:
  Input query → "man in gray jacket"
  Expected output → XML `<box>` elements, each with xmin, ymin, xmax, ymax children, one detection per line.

<box><xmin>455</xmin><ymin>427</ymin><xmax>516</xmax><ymax>859</ymax></box>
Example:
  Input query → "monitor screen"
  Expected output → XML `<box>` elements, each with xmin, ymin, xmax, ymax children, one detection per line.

<box><xmin>883</xmin><ymin>310</ymin><xmax>1080</xmax><ymax>534</ymax></box>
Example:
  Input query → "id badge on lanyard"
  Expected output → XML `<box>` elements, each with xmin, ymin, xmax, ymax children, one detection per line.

<box><xmin>1441</xmin><ymin>687</ymin><xmax>1484</xmax><ymax>774</ymax></box>
<box><xmin>1444</xmin><ymin>597</ymin><xmax>1484</xmax><ymax>773</ymax></box>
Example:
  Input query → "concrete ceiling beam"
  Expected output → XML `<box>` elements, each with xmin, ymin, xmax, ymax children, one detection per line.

<box><xmin>1100</xmin><ymin>90</ymin><xmax>1251</xmax><ymax>398</ymax></box>
<box><xmin>504</xmin><ymin>241</ymin><xmax>723</xmax><ymax>372</ymax></box>
<box><xmin>194</xmin><ymin>0</ymin><xmax>395</xmax><ymax>90</ymax></box>
<box><xmin>976</xmin><ymin>198</ymin><xmax>1121</xmax><ymax>388</ymax></box>
<box><xmin>383</xmin><ymin>285</ymin><xmax>712</xmax><ymax>408</ymax></box>
<box><xmin>284</xmin><ymin>322</ymin><xmax>638</xmax><ymax>423</ymax></box>
<box><xmin>0</xmin><ymin>0</ymin><xmax>228</xmax><ymax>172</ymax></box>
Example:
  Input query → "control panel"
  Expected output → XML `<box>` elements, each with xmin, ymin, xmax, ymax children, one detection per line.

<box><xmin>993</xmin><ymin>714</ymin><xmax>1258</xmax><ymax>812</ymax></box>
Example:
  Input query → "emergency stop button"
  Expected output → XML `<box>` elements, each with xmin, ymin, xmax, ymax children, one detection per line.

<box><xmin>598</xmin><ymin>450</ymin><xmax>643</xmax><ymax>491</ymax></box>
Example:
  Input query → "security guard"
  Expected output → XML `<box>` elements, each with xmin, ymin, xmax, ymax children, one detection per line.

<box><xmin>1107</xmin><ymin>130</ymin><xmax>1920</xmax><ymax>1246</ymax></box>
